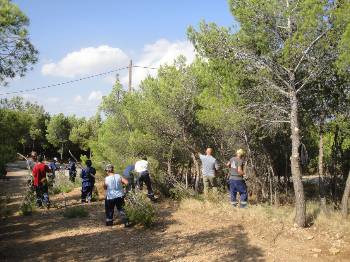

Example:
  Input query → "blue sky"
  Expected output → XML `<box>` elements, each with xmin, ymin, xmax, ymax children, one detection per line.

<box><xmin>4</xmin><ymin>1</ymin><xmax>236</xmax><ymax>117</ymax></box>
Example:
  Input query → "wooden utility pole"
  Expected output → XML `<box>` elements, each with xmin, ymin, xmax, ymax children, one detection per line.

<box><xmin>128</xmin><ymin>59</ymin><xmax>133</xmax><ymax>92</ymax></box>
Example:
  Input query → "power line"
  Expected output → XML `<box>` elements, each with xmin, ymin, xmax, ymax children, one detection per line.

<box><xmin>133</xmin><ymin>65</ymin><xmax>158</xmax><ymax>70</ymax></box>
<box><xmin>0</xmin><ymin>64</ymin><xmax>158</xmax><ymax>96</ymax></box>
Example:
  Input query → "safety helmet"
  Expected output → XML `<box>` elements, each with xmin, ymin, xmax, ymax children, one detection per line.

<box><xmin>53</xmin><ymin>157</ymin><xmax>58</xmax><ymax>161</ymax></box>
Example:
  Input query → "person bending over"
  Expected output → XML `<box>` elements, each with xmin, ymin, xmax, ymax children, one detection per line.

<box><xmin>135</xmin><ymin>157</ymin><xmax>155</xmax><ymax>201</ymax></box>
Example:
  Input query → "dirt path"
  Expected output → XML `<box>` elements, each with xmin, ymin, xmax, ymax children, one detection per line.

<box><xmin>0</xmin><ymin>165</ymin><xmax>349</xmax><ymax>261</ymax></box>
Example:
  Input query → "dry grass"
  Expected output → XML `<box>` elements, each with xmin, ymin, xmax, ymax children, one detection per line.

<box><xmin>179</xmin><ymin>195</ymin><xmax>350</xmax><ymax>233</ymax></box>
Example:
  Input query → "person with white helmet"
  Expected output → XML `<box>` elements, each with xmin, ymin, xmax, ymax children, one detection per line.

<box><xmin>48</xmin><ymin>157</ymin><xmax>59</xmax><ymax>182</ymax></box>
<box><xmin>226</xmin><ymin>149</ymin><xmax>248</xmax><ymax>208</ymax></box>
<box><xmin>104</xmin><ymin>164</ymin><xmax>130</xmax><ymax>227</ymax></box>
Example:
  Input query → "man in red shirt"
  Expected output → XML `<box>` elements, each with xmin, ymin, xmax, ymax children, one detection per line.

<box><xmin>32</xmin><ymin>154</ymin><xmax>52</xmax><ymax>208</ymax></box>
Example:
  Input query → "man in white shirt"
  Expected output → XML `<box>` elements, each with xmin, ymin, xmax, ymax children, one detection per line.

<box><xmin>135</xmin><ymin>157</ymin><xmax>155</xmax><ymax>201</ymax></box>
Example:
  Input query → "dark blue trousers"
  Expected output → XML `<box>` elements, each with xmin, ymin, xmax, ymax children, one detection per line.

<box><xmin>105</xmin><ymin>197</ymin><xmax>128</xmax><ymax>226</ymax></box>
<box><xmin>81</xmin><ymin>185</ymin><xmax>93</xmax><ymax>202</ymax></box>
<box><xmin>35</xmin><ymin>185</ymin><xmax>50</xmax><ymax>207</ymax></box>
<box><xmin>229</xmin><ymin>179</ymin><xmax>248</xmax><ymax>207</ymax></box>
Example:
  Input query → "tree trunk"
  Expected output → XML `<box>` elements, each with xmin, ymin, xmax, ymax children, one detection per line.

<box><xmin>269</xmin><ymin>171</ymin><xmax>273</xmax><ymax>205</ymax></box>
<box><xmin>318</xmin><ymin>115</ymin><xmax>328</xmax><ymax>214</ymax></box>
<box><xmin>191</xmin><ymin>153</ymin><xmax>200</xmax><ymax>192</ymax></box>
<box><xmin>60</xmin><ymin>143</ymin><xmax>64</xmax><ymax>160</ymax></box>
<box><xmin>167</xmin><ymin>158</ymin><xmax>172</xmax><ymax>177</ymax></box>
<box><xmin>32</xmin><ymin>140</ymin><xmax>35</xmax><ymax>151</ymax></box>
<box><xmin>167</xmin><ymin>142</ymin><xmax>174</xmax><ymax>177</ymax></box>
<box><xmin>341</xmin><ymin>171</ymin><xmax>350</xmax><ymax>218</ymax></box>
<box><xmin>290</xmin><ymin>92</ymin><xmax>306</xmax><ymax>227</ymax></box>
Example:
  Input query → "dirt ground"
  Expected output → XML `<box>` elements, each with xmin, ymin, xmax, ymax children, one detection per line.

<box><xmin>0</xmin><ymin>163</ymin><xmax>349</xmax><ymax>261</ymax></box>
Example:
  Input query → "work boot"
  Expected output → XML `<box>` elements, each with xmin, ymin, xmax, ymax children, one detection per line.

<box><xmin>124</xmin><ymin>221</ymin><xmax>131</xmax><ymax>228</ymax></box>
<box><xmin>240</xmin><ymin>201</ymin><xmax>248</xmax><ymax>208</ymax></box>
<box><xmin>148</xmin><ymin>194</ymin><xmax>156</xmax><ymax>202</ymax></box>
<box><xmin>106</xmin><ymin>221</ymin><xmax>113</xmax><ymax>226</ymax></box>
<box><xmin>231</xmin><ymin>201</ymin><xmax>238</xmax><ymax>207</ymax></box>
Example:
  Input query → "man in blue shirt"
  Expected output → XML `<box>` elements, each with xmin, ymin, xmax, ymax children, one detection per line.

<box><xmin>48</xmin><ymin>157</ymin><xmax>59</xmax><ymax>182</ymax></box>
<box><xmin>123</xmin><ymin>164</ymin><xmax>135</xmax><ymax>193</ymax></box>
<box><xmin>80</xmin><ymin>159</ymin><xmax>96</xmax><ymax>203</ymax></box>
<box><xmin>67</xmin><ymin>158</ymin><xmax>77</xmax><ymax>182</ymax></box>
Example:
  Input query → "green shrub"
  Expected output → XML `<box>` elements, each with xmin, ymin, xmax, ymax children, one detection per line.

<box><xmin>91</xmin><ymin>187</ymin><xmax>99</xmax><ymax>202</ymax></box>
<box><xmin>169</xmin><ymin>182</ymin><xmax>197</xmax><ymax>200</ymax></box>
<box><xmin>20</xmin><ymin>191</ymin><xmax>36</xmax><ymax>216</ymax></box>
<box><xmin>63</xmin><ymin>206</ymin><xmax>88</xmax><ymax>218</ymax></box>
<box><xmin>20</xmin><ymin>200</ymin><xmax>35</xmax><ymax>216</ymax></box>
<box><xmin>19</xmin><ymin>175</ymin><xmax>36</xmax><ymax>216</ymax></box>
<box><xmin>125</xmin><ymin>192</ymin><xmax>157</xmax><ymax>227</ymax></box>
<box><xmin>51</xmin><ymin>171</ymin><xmax>81</xmax><ymax>194</ymax></box>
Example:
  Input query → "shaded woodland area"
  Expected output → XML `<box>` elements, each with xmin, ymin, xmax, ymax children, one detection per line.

<box><xmin>1</xmin><ymin>0</ymin><xmax>350</xmax><ymax>230</ymax></box>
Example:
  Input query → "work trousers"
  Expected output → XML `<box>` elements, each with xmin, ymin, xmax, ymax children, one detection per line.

<box><xmin>203</xmin><ymin>175</ymin><xmax>217</xmax><ymax>195</ymax></box>
<box><xmin>81</xmin><ymin>185</ymin><xmax>93</xmax><ymax>203</ymax></box>
<box><xmin>137</xmin><ymin>171</ymin><xmax>154</xmax><ymax>199</ymax></box>
<box><xmin>229</xmin><ymin>179</ymin><xmax>248</xmax><ymax>208</ymax></box>
<box><xmin>105</xmin><ymin>197</ymin><xmax>128</xmax><ymax>226</ymax></box>
<box><xmin>35</xmin><ymin>184</ymin><xmax>50</xmax><ymax>207</ymax></box>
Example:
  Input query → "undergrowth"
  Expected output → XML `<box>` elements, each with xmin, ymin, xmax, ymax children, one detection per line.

<box><xmin>51</xmin><ymin>170</ymin><xmax>81</xmax><ymax>194</ymax></box>
<box><xmin>125</xmin><ymin>191</ymin><xmax>157</xmax><ymax>227</ymax></box>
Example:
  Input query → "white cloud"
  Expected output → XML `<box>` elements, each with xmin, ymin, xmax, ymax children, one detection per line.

<box><xmin>74</xmin><ymin>95</ymin><xmax>83</xmax><ymax>103</ymax></box>
<box><xmin>121</xmin><ymin>39</ymin><xmax>196</xmax><ymax>87</ymax></box>
<box><xmin>88</xmin><ymin>90</ymin><xmax>103</xmax><ymax>101</ymax></box>
<box><xmin>41</xmin><ymin>45</ymin><xmax>129</xmax><ymax>78</ymax></box>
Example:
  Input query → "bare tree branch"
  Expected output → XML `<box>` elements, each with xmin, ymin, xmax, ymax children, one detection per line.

<box><xmin>293</xmin><ymin>30</ymin><xmax>329</xmax><ymax>73</ymax></box>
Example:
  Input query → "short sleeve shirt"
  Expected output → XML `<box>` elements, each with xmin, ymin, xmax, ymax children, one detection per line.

<box><xmin>199</xmin><ymin>154</ymin><xmax>219</xmax><ymax>177</ymax></box>
<box><xmin>229</xmin><ymin>157</ymin><xmax>244</xmax><ymax>180</ymax></box>
<box><xmin>135</xmin><ymin>160</ymin><xmax>148</xmax><ymax>173</ymax></box>
<box><xmin>105</xmin><ymin>174</ymin><xmax>124</xmax><ymax>199</ymax></box>
<box><xmin>123</xmin><ymin>165</ymin><xmax>135</xmax><ymax>178</ymax></box>
<box><xmin>32</xmin><ymin>163</ymin><xmax>50</xmax><ymax>186</ymax></box>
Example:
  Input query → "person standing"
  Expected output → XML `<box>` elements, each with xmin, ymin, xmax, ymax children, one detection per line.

<box><xmin>226</xmin><ymin>149</ymin><xmax>248</xmax><ymax>208</ymax></box>
<box><xmin>26</xmin><ymin>151</ymin><xmax>37</xmax><ymax>188</ymax></box>
<box><xmin>27</xmin><ymin>151</ymin><xmax>37</xmax><ymax>171</ymax></box>
<box><xmin>104</xmin><ymin>164</ymin><xmax>130</xmax><ymax>227</ymax></box>
<box><xmin>135</xmin><ymin>157</ymin><xmax>155</xmax><ymax>201</ymax></box>
<box><xmin>67</xmin><ymin>158</ymin><xmax>77</xmax><ymax>182</ymax></box>
<box><xmin>123</xmin><ymin>164</ymin><xmax>135</xmax><ymax>193</ymax></box>
<box><xmin>32</xmin><ymin>154</ymin><xmax>51</xmax><ymax>208</ymax></box>
<box><xmin>48</xmin><ymin>157</ymin><xmax>59</xmax><ymax>181</ymax></box>
<box><xmin>80</xmin><ymin>159</ymin><xmax>96</xmax><ymax>203</ymax></box>
<box><xmin>199</xmin><ymin>148</ymin><xmax>219</xmax><ymax>195</ymax></box>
